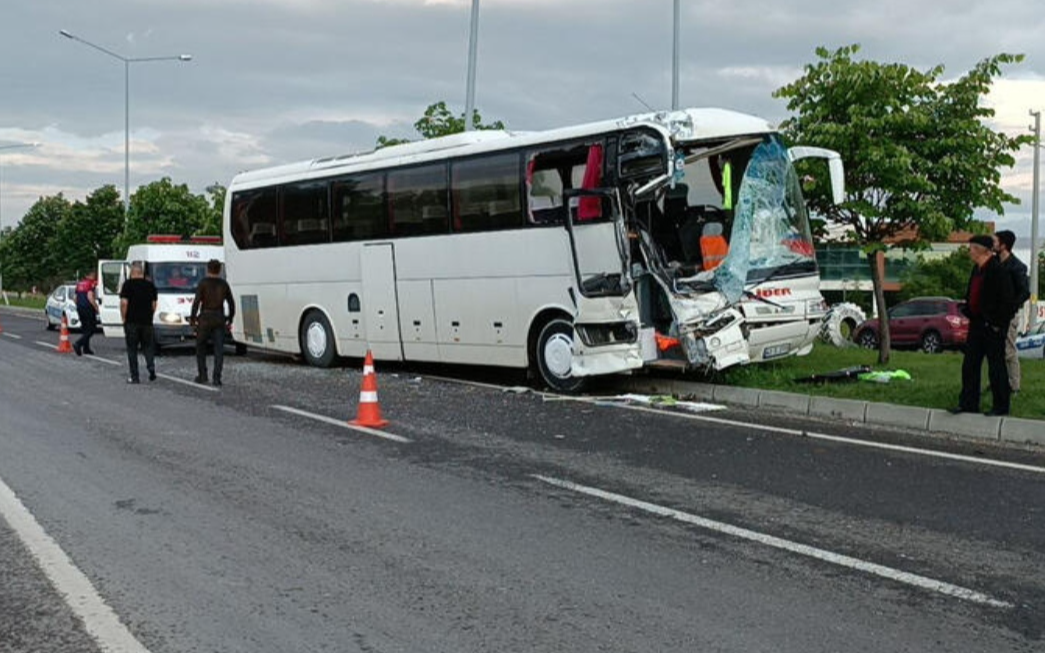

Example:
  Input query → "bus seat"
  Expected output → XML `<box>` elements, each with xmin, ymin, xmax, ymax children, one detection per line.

<box><xmin>422</xmin><ymin>205</ymin><xmax>448</xmax><ymax>232</ymax></box>
<box><xmin>700</xmin><ymin>222</ymin><xmax>729</xmax><ymax>270</ymax></box>
<box><xmin>250</xmin><ymin>222</ymin><xmax>277</xmax><ymax>247</ymax></box>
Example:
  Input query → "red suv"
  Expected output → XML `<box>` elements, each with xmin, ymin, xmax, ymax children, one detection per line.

<box><xmin>852</xmin><ymin>297</ymin><xmax>969</xmax><ymax>353</ymax></box>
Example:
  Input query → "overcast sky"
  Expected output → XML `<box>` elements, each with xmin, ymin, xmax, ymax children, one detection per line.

<box><xmin>2</xmin><ymin>0</ymin><xmax>1044</xmax><ymax>241</ymax></box>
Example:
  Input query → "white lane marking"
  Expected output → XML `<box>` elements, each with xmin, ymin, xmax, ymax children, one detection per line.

<box><xmin>0</xmin><ymin>473</ymin><xmax>153</xmax><ymax>653</ymax></box>
<box><xmin>429</xmin><ymin>376</ymin><xmax>1044</xmax><ymax>474</ymax></box>
<box><xmin>34</xmin><ymin>340</ymin><xmax>61</xmax><ymax>349</ymax></box>
<box><xmin>578</xmin><ymin>397</ymin><xmax>1045</xmax><ymax>476</ymax></box>
<box><xmin>420</xmin><ymin>374</ymin><xmax>516</xmax><ymax>393</ymax></box>
<box><xmin>533</xmin><ymin>474</ymin><xmax>1012</xmax><ymax>609</ymax></box>
<box><xmin>30</xmin><ymin>346</ymin><xmax>218</xmax><ymax>392</ymax></box>
<box><xmin>156</xmin><ymin>373</ymin><xmax>219</xmax><ymax>392</ymax></box>
<box><xmin>1</xmin><ymin>332</ymin><xmax>22</xmax><ymax>339</ymax></box>
<box><xmin>272</xmin><ymin>405</ymin><xmax>411</xmax><ymax>443</ymax></box>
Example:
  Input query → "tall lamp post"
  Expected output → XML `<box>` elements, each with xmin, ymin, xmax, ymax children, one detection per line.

<box><xmin>58</xmin><ymin>29</ymin><xmax>191</xmax><ymax>214</ymax></box>
<box><xmin>1030</xmin><ymin>110</ymin><xmax>1041</xmax><ymax>328</ymax></box>
<box><xmin>463</xmin><ymin>0</ymin><xmax>480</xmax><ymax>132</ymax></box>
<box><xmin>672</xmin><ymin>0</ymin><xmax>680</xmax><ymax>110</ymax></box>
<box><xmin>0</xmin><ymin>142</ymin><xmax>40</xmax><ymax>303</ymax></box>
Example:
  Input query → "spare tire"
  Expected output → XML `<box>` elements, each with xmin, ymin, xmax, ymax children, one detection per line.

<box><xmin>819</xmin><ymin>302</ymin><xmax>868</xmax><ymax>348</ymax></box>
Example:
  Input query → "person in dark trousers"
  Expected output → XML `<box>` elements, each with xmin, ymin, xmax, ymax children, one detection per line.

<box><xmin>120</xmin><ymin>262</ymin><xmax>158</xmax><ymax>384</ymax></box>
<box><xmin>190</xmin><ymin>259</ymin><xmax>236</xmax><ymax>387</ymax></box>
<box><xmin>952</xmin><ymin>235</ymin><xmax>1017</xmax><ymax>416</ymax></box>
<box><xmin>993</xmin><ymin>230</ymin><xmax>1031</xmax><ymax>394</ymax></box>
<box><xmin>72</xmin><ymin>270</ymin><xmax>100</xmax><ymax>356</ymax></box>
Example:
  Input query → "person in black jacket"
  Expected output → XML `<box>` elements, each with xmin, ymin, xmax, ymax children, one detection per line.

<box><xmin>993</xmin><ymin>230</ymin><xmax>1031</xmax><ymax>393</ymax></box>
<box><xmin>952</xmin><ymin>235</ymin><xmax>1017</xmax><ymax>416</ymax></box>
<box><xmin>190</xmin><ymin>259</ymin><xmax>236</xmax><ymax>387</ymax></box>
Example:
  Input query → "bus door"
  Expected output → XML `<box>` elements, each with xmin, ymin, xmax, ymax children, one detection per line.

<box><xmin>563</xmin><ymin>188</ymin><xmax>643</xmax><ymax>376</ymax></box>
<box><xmin>96</xmin><ymin>259</ymin><xmax>128</xmax><ymax>337</ymax></box>
<box><xmin>361</xmin><ymin>243</ymin><xmax>404</xmax><ymax>360</ymax></box>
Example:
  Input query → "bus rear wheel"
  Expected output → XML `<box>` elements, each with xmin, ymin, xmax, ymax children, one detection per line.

<box><xmin>300</xmin><ymin>311</ymin><xmax>337</xmax><ymax>368</ymax></box>
<box><xmin>535</xmin><ymin>318</ymin><xmax>587</xmax><ymax>394</ymax></box>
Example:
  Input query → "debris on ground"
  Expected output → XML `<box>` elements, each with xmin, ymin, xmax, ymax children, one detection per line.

<box><xmin>502</xmin><ymin>386</ymin><xmax>533</xmax><ymax>394</ymax></box>
<box><xmin>793</xmin><ymin>365</ymin><xmax>872</xmax><ymax>384</ymax></box>
<box><xmin>858</xmin><ymin>369</ymin><xmax>912</xmax><ymax>384</ymax></box>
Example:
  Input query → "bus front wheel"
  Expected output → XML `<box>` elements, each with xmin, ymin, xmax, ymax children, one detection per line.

<box><xmin>535</xmin><ymin>318</ymin><xmax>587</xmax><ymax>394</ymax></box>
<box><xmin>300</xmin><ymin>311</ymin><xmax>337</xmax><ymax>368</ymax></box>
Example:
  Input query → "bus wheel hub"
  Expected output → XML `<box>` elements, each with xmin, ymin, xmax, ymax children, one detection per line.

<box><xmin>544</xmin><ymin>333</ymin><xmax>573</xmax><ymax>378</ymax></box>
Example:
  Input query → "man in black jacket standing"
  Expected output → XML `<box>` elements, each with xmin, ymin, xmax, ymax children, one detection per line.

<box><xmin>953</xmin><ymin>235</ymin><xmax>1017</xmax><ymax>416</ymax></box>
<box><xmin>190</xmin><ymin>259</ymin><xmax>236</xmax><ymax>387</ymax></box>
<box><xmin>993</xmin><ymin>230</ymin><xmax>1031</xmax><ymax>393</ymax></box>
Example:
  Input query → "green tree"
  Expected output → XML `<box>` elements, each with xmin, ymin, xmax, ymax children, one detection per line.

<box><xmin>115</xmin><ymin>177</ymin><xmax>213</xmax><ymax>254</ymax></box>
<box><xmin>2</xmin><ymin>194</ymin><xmax>72</xmax><ymax>290</ymax></box>
<box><xmin>775</xmin><ymin>44</ymin><xmax>1031</xmax><ymax>363</ymax></box>
<box><xmin>376</xmin><ymin>101</ymin><xmax>506</xmax><ymax>148</ymax></box>
<box><xmin>199</xmin><ymin>183</ymin><xmax>226</xmax><ymax>236</ymax></box>
<box><xmin>52</xmin><ymin>185</ymin><xmax>124</xmax><ymax>279</ymax></box>
<box><xmin>898</xmin><ymin>248</ymin><xmax>971</xmax><ymax>301</ymax></box>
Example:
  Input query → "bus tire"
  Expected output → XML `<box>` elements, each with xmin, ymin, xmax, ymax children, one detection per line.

<box><xmin>300</xmin><ymin>311</ymin><xmax>337</xmax><ymax>368</ymax></box>
<box><xmin>234</xmin><ymin>341</ymin><xmax>248</xmax><ymax>356</ymax></box>
<box><xmin>535</xmin><ymin>318</ymin><xmax>587</xmax><ymax>394</ymax></box>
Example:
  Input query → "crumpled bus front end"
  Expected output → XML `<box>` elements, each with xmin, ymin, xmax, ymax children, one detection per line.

<box><xmin>624</xmin><ymin>118</ymin><xmax>839</xmax><ymax>373</ymax></box>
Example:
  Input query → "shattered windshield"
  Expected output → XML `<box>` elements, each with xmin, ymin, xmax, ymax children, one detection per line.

<box><xmin>712</xmin><ymin>136</ymin><xmax>815</xmax><ymax>303</ymax></box>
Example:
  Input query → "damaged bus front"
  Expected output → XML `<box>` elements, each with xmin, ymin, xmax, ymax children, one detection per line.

<box><xmin>571</xmin><ymin>109</ymin><xmax>844</xmax><ymax>377</ymax></box>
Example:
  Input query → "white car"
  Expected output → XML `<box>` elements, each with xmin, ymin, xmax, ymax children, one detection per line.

<box><xmin>1016</xmin><ymin>322</ymin><xmax>1045</xmax><ymax>359</ymax></box>
<box><xmin>44</xmin><ymin>283</ymin><xmax>81</xmax><ymax>331</ymax></box>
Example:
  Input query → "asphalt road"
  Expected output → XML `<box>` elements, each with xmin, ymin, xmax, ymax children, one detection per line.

<box><xmin>1</xmin><ymin>307</ymin><xmax>1044</xmax><ymax>652</ymax></box>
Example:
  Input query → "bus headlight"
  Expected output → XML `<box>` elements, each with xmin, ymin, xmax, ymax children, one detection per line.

<box><xmin>158</xmin><ymin>312</ymin><xmax>184</xmax><ymax>324</ymax></box>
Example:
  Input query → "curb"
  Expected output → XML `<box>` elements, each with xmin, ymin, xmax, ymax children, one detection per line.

<box><xmin>616</xmin><ymin>376</ymin><xmax>1043</xmax><ymax>448</ymax></box>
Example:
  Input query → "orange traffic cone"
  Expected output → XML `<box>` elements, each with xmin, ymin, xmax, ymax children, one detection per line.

<box><xmin>349</xmin><ymin>350</ymin><xmax>388</xmax><ymax>428</ymax></box>
<box><xmin>56</xmin><ymin>314</ymin><xmax>74</xmax><ymax>353</ymax></box>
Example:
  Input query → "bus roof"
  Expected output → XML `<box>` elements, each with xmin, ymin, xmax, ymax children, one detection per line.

<box><xmin>229</xmin><ymin>107</ymin><xmax>774</xmax><ymax>189</ymax></box>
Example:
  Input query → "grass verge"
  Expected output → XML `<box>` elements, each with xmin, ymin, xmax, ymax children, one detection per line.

<box><xmin>1</xmin><ymin>295</ymin><xmax>46</xmax><ymax>310</ymax></box>
<box><xmin>704</xmin><ymin>344</ymin><xmax>1043</xmax><ymax>420</ymax></box>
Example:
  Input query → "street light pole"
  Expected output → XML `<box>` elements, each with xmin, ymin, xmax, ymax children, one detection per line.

<box><xmin>672</xmin><ymin>0</ymin><xmax>680</xmax><ymax>110</ymax></box>
<box><xmin>59</xmin><ymin>29</ymin><xmax>191</xmax><ymax>214</ymax></box>
<box><xmin>464</xmin><ymin>0</ymin><xmax>480</xmax><ymax>132</ymax></box>
<box><xmin>1030</xmin><ymin>110</ymin><xmax>1041</xmax><ymax>328</ymax></box>
<box><xmin>0</xmin><ymin>142</ymin><xmax>40</xmax><ymax>303</ymax></box>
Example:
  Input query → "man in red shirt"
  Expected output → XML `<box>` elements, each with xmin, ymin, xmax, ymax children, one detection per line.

<box><xmin>72</xmin><ymin>271</ymin><xmax>100</xmax><ymax>356</ymax></box>
<box><xmin>952</xmin><ymin>235</ymin><xmax>1017</xmax><ymax>416</ymax></box>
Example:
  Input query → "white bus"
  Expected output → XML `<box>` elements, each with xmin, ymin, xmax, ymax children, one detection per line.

<box><xmin>224</xmin><ymin>108</ymin><xmax>843</xmax><ymax>391</ymax></box>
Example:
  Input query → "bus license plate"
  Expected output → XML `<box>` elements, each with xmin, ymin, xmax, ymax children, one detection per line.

<box><xmin>763</xmin><ymin>343</ymin><xmax>791</xmax><ymax>359</ymax></box>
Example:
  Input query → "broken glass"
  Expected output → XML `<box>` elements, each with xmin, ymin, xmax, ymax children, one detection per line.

<box><xmin>713</xmin><ymin>137</ymin><xmax>815</xmax><ymax>303</ymax></box>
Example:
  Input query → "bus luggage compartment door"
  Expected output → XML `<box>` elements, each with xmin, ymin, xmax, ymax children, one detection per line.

<box><xmin>361</xmin><ymin>243</ymin><xmax>404</xmax><ymax>361</ymax></box>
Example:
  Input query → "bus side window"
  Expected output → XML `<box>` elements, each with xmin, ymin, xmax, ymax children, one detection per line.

<box><xmin>332</xmin><ymin>173</ymin><xmax>387</xmax><ymax>242</ymax></box>
<box><xmin>527</xmin><ymin>162</ymin><xmax>565</xmax><ymax>225</ymax></box>
<box><xmin>233</xmin><ymin>187</ymin><xmax>279</xmax><ymax>249</ymax></box>
<box><xmin>452</xmin><ymin>152</ymin><xmax>522</xmax><ymax>233</ymax></box>
<box><xmin>389</xmin><ymin>164</ymin><xmax>448</xmax><ymax>237</ymax></box>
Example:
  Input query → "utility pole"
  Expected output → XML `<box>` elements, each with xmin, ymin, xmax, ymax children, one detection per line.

<box><xmin>1031</xmin><ymin>110</ymin><xmax>1041</xmax><ymax>328</ymax></box>
<box><xmin>671</xmin><ymin>0</ymin><xmax>680</xmax><ymax>110</ymax></box>
<box><xmin>464</xmin><ymin>0</ymin><xmax>480</xmax><ymax>132</ymax></box>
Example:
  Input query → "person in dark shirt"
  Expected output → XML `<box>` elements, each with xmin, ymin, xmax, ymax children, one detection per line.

<box><xmin>190</xmin><ymin>259</ymin><xmax>236</xmax><ymax>387</ymax></box>
<box><xmin>952</xmin><ymin>235</ymin><xmax>1017</xmax><ymax>416</ymax></box>
<box><xmin>72</xmin><ymin>271</ymin><xmax>100</xmax><ymax>356</ymax></box>
<box><xmin>120</xmin><ymin>262</ymin><xmax>158</xmax><ymax>384</ymax></box>
<box><xmin>993</xmin><ymin>230</ymin><xmax>1030</xmax><ymax>393</ymax></box>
